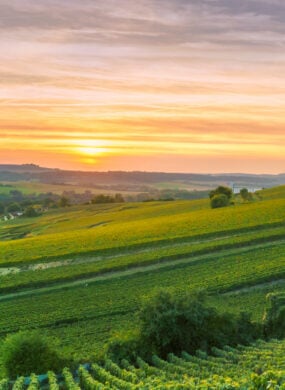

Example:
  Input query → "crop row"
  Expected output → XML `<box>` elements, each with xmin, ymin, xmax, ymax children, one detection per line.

<box><xmin>1</xmin><ymin>224</ymin><xmax>284</xmax><ymax>293</ymax></box>
<box><xmin>0</xmin><ymin>244</ymin><xmax>284</xmax><ymax>356</ymax></box>
<box><xmin>1</xmin><ymin>198</ymin><xmax>284</xmax><ymax>265</ymax></box>
<box><xmin>2</xmin><ymin>339</ymin><xmax>284</xmax><ymax>389</ymax></box>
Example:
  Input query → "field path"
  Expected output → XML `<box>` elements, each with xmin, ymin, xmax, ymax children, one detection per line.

<box><xmin>1</xmin><ymin>238</ymin><xmax>284</xmax><ymax>302</ymax></box>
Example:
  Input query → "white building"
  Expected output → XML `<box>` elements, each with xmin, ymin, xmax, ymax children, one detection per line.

<box><xmin>231</xmin><ymin>184</ymin><xmax>263</xmax><ymax>195</ymax></box>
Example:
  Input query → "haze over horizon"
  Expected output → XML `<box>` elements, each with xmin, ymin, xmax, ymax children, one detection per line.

<box><xmin>1</xmin><ymin>0</ymin><xmax>285</xmax><ymax>173</ymax></box>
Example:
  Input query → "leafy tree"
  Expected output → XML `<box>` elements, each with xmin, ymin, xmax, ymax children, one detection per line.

<box><xmin>240</xmin><ymin>187</ymin><xmax>249</xmax><ymax>200</ymax></box>
<box><xmin>263</xmin><ymin>293</ymin><xmax>285</xmax><ymax>338</ymax></box>
<box><xmin>23</xmin><ymin>206</ymin><xmax>38</xmax><ymax>217</ymax></box>
<box><xmin>1</xmin><ymin>331</ymin><xmax>67</xmax><ymax>378</ymax></box>
<box><xmin>114</xmin><ymin>193</ymin><xmax>125</xmax><ymax>203</ymax></box>
<box><xmin>209</xmin><ymin>186</ymin><xmax>233</xmax><ymax>200</ymax></box>
<box><xmin>91</xmin><ymin>194</ymin><xmax>114</xmax><ymax>204</ymax></box>
<box><xmin>59</xmin><ymin>196</ymin><xmax>70</xmax><ymax>207</ymax></box>
<box><xmin>9</xmin><ymin>190</ymin><xmax>23</xmax><ymax>201</ymax></box>
<box><xmin>43</xmin><ymin>197</ymin><xmax>56</xmax><ymax>208</ymax></box>
<box><xmin>210</xmin><ymin>194</ymin><xmax>230</xmax><ymax>209</ymax></box>
<box><xmin>6</xmin><ymin>202</ymin><xmax>21</xmax><ymax>213</ymax></box>
<box><xmin>0</xmin><ymin>201</ymin><xmax>4</xmax><ymax>214</ymax></box>
<box><xmin>240</xmin><ymin>188</ymin><xmax>253</xmax><ymax>201</ymax></box>
<box><xmin>137</xmin><ymin>291</ymin><xmax>257</xmax><ymax>358</ymax></box>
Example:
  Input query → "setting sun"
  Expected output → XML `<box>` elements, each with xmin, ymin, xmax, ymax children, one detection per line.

<box><xmin>77</xmin><ymin>146</ymin><xmax>108</xmax><ymax>156</ymax></box>
<box><xmin>74</xmin><ymin>140</ymin><xmax>110</xmax><ymax>157</ymax></box>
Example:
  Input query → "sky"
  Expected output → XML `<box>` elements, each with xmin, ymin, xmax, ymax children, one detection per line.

<box><xmin>0</xmin><ymin>0</ymin><xmax>285</xmax><ymax>173</ymax></box>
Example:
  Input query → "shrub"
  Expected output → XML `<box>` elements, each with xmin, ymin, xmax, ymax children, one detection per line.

<box><xmin>263</xmin><ymin>293</ymin><xmax>285</xmax><ymax>338</ymax></box>
<box><xmin>106</xmin><ymin>330</ymin><xmax>144</xmax><ymax>364</ymax></box>
<box><xmin>137</xmin><ymin>291</ymin><xmax>258</xmax><ymax>358</ymax></box>
<box><xmin>1</xmin><ymin>331</ymin><xmax>67</xmax><ymax>378</ymax></box>
<box><xmin>23</xmin><ymin>206</ymin><xmax>38</xmax><ymax>218</ymax></box>
<box><xmin>210</xmin><ymin>194</ymin><xmax>230</xmax><ymax>209</ymax></box>
<box><xmin>209</xmin><ymin>186</ymin><xmax>233</xmax><ymax>200</ymax></box>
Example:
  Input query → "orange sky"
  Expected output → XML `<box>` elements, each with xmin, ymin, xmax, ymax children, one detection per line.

<box><xmin>0</xmin><ymin>0</ymin><xmax>285</xmax><ymax>173</ymax></box>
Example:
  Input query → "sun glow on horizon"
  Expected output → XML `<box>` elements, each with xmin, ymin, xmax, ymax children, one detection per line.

<box><xmin>73</xmin><ymin>139</ymin><xmax>111</xmax><ymax>157</ymax></box>
<box><xmin>1</xmin><ymin>0</ymin><xmax>285</xmax><ymax>173</ymax></box>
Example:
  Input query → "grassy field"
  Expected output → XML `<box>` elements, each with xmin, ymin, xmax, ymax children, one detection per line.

<box><xmin>0</xmin><ymin>186</ymin><xmax>284</xmax><ymax>365</ymax></box>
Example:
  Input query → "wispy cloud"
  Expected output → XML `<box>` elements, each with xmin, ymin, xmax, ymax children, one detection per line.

<box><xmin>0</xmin><ymin>0</ymin><xmax>284</xmax><ymax>172</ymax></box>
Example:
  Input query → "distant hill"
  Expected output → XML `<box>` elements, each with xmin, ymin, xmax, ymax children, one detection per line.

<box><xmin>0</xmin><ymin>164</ymin><xmax>284</xmax><ymax>191</ymax></box>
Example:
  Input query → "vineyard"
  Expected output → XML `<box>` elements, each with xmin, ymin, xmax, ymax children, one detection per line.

<box><xmin>0</xmin><ymin>339</ymin><xmax>284</xmax><ymax>389</ymax></box>
<box><xmin>0</xmin><ymin>186</ymin><xmax>284</xmax><ymax>376</ymax></box>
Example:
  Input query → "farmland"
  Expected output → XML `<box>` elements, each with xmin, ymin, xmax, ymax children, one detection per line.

<box><xmin>0</xmin><ymin>185</ymin><xmax>284</xmax><ymax>382</ymax></box>
<box><xmin>1</xmin><ymin>339</ymin><xmax>284</xmax><ymax>389</ymax></box>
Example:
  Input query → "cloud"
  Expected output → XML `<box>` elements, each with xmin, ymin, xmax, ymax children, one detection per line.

<box><xmin>0</xmin><ymin>1</ymin><xmax>284</xmax><ymax>173</ymax></box>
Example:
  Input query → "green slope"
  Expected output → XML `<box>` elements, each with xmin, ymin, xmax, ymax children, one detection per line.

<box><xmin>0</xmin><ymin>185</ymin><xmax>284</xmax><ymax>360</ymax></box>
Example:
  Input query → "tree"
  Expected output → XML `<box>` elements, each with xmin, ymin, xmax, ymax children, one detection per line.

<box><xmin>6</xmin><ymin>202</ymin><xmax>21</xmax><ymax>213</ymax></box>
<box><xmin>91</xmin><ymin>194</ymin><xmax>114</xmax><ymax>204</ymax></box>
<box><xmin>23</xmin><ymin>206</ymin><xmax>38</xmax><ymax>217</ymax></box>
<box><xmin>240</xmin><ymin>188</ymin><xmax>253</xmax><ymax>202</ymax></box>
<box><xmin>1</xmin><ymin>331</ymin><xmax>67</xmax><ymax>378</ymax></box>
<box><xmin>114</xmin><ymin>193</ymin><xmax>125</xmax><ymax>203</ymax></box>
<box><xmin>0</xmin><ymin>201</ymin><xmax>4</xmax><ymax>214</ymax></box>
<box><xmin>263</xmin><ymin>293</ymin><xmax>285</xmax><ymax>338</ymax></box>
<box><xmin>59</xmin><ymin>196</ymin><xmax>70</xmax><ymax>207</ymax></box>
<box><xmin>209</xmin><ymin>186</ymin><xmax>232</xmax><ymax>209</ymax></box>
<box><xmin>137</xmin><ymin>290</ymin><xmax>257</xmax><ymax>358</ymax></box>
<box><xmin>210</xmin><ymin>194</ymin><xmax>229</xmax><ymax>208</ymax></box>
<box><xmin>209</xmin><ymin>185</ymin><xmax>233</xmax><ymax>200</ymax></box>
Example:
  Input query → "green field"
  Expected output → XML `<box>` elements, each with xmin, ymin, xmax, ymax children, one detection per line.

<box><xmin>0</xmin><ymin>186</ymin><xmax>284</xmax><ymax>380</ymax></box>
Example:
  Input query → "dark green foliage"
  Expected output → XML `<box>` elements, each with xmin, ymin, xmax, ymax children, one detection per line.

<box><xmin>114</xmin><ymin>193</ymin><xmax>125</xmax><ymax>203</ymax></box>
<box><xmin>106</xmin><ymin>330</ymin><xmax>143</xmax><ymax>364</ymax></box>
<box><xmin>210</xmin><ymin>194</ymin><xmax>230</xmax><ymax>208</ymax></box>
<box><xmin>91</xmin><ymin>193</ymin><xmax>124</xmax><ymax>204</ymax></box>
<box><xmin>1</xmin><ymin>331</ymin><xmax>67</xmax><ymax>378</ymax></box>
<box><xmin>138</xmin><ymin>291</ymin><xmax>258</xmax><ymax>358</ymax></box>
<box><xmin>209</xmin><ymin>186</ymin><xmax>233</xmax><ymax>209</ymax></box>
<box><xmin>263</xmin><ymin>293</ymin><xmax>285</xmax><ymax>338</ymax></box>
<box><xmin>240</xmin><ymin>188</ymin><xmax>253</xmax><ymax>201</ymax></box>
<box><xmin>6</xmin><ymin>202</ymin><xmax>21</xmax><ymax>213</ymax></box>
<box><xmin>240</xmin><ymin>188</ymin><xmax>249</xmax><ymax>201</ymax></box>
<box><xmin>0</xmin><ymin>201</ymin><xmax>4</xmax><ymax>214</ymax></box>
<box><xmin>209</xmin><ymin>186</ymin><xmax>233</xmax><ymax>200</ymax></box>
<box><xmin>23</xmin><ymin>206</ymin><xmax>38</xmax><ymax>217</ymax></box>
<box><xmin>58</xmin><ymin>196</ymin><xmax>70</xmax><ymax>207</ymax></box>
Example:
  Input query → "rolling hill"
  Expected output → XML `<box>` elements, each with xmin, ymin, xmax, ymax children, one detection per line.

<box><xmin>0</xmin><ymin>185</ymin><xmax>284</xmax><ymax>386</ymax></box>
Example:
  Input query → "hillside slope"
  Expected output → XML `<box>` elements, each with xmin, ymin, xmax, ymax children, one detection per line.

<box><xmin>0</xmin><ymin>186</ymin><xmax>284</xmax><ymax>361</ymax></box>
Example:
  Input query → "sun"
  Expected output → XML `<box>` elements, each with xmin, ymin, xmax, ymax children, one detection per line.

<box><xmin>77</xmin><ymin>146</ymin><xmax>107</xmax><ymax>156</ymax></box>
<box><xmin>74</xmin><ymin>140</ymin><xmax>109</xmax><ymax>156</ymax></box>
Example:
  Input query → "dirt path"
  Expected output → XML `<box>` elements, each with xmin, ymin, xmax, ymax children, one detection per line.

<box><xmin>1</xmin><ymin>238</ymin><xmax>284</xmax><ymax>302</ymax></box>
<box><xmin>223</xmin><ymin>279</ymin><xmax>285</xmax><ymax>295</ymax></box>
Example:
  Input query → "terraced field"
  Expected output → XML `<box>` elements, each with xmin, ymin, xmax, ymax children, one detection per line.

<box><xmin>0</xmin><ymin>187</ymin><xmax>284</xmax><ymax>362</ymax></box>
<box><xmin>1</xmin><ymin>339</ymin><xmax>284</xmax><ymax>389</ymax></box>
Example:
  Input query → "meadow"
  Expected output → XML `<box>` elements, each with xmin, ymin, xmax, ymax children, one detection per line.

<box><xmin>0</xmin><ymin>185</ymin><xmax>284</xmax><ymax>384</ymax></box>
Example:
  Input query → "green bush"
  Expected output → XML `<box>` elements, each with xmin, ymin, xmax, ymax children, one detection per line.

<box><xmin>263</xmin><ymin>293</ymin><xmax>285</xmax><ymax>338</ymax></box>
<box><xmin>106</xmin><ymin>330</ymin><xmax>144</xmax><ymax>364</ymax></box>
<box><xmin>137</xmin><ymin>291</ymin><xmax>258</xmax><ymax>358</ymax></box>
<box><xmin>210</xmin><ymin>194</ymin><xmax>230</xmax><ymax>208</ymax></box>
<box><xmin>209</xmin><ymin>186</ymin><xmax>233</xmax><ymax>200</ymax></box>
<box><xmin>1</xmin><ymin>331</ymin><xmax>67</xmax><ymax>378</ymax></box>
